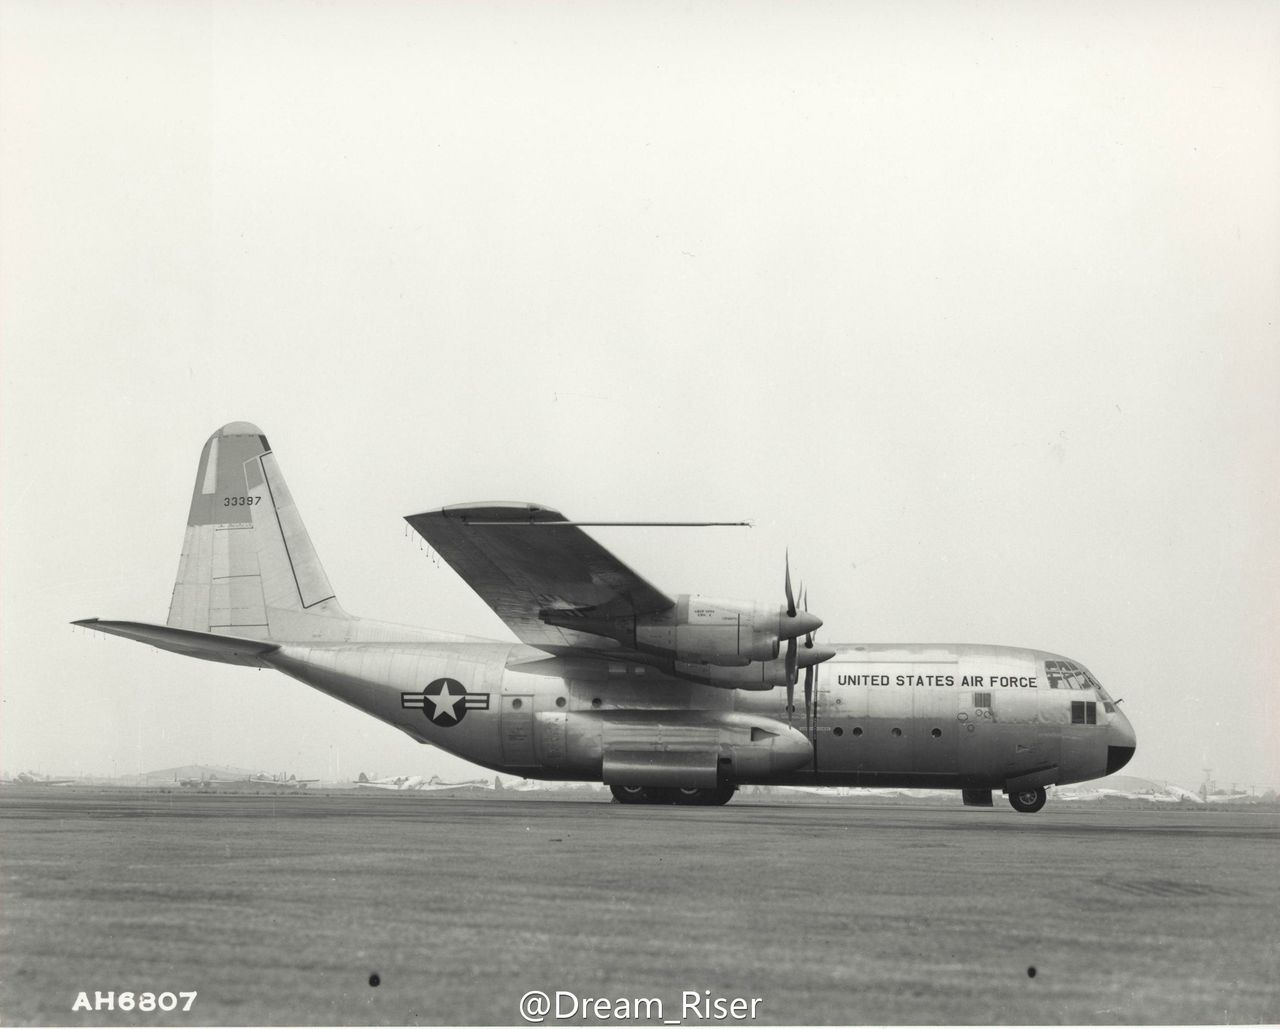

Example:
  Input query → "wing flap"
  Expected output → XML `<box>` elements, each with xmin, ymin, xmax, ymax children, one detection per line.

<box><xmin>405</xmin><ymin>503</ymin><xmax>674</xmax><ymax>648</ymax></box>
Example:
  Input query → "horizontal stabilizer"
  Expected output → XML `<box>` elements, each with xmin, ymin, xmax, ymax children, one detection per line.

<box><xmin>72</xmin><ymin>619</ymin><xmax>279</xmax><ymax>667</ymax></box>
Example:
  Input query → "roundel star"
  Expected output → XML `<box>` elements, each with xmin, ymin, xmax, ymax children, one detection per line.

<box><xmin>425</xmin><ymin>679</ymin><xmax>465</xmax><ymax>723</ymax></box>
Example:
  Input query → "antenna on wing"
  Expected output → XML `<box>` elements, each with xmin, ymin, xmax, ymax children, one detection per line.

<box><xmin>465</xmin><ymin>519</ymin><xmax>753</xmax><ymax>528</ymax></box>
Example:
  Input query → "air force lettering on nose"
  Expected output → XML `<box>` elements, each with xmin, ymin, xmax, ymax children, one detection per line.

<box><xmin>836</xmin><ymin>673</ymin><xmax>1040</xmax><ymax>688</ymax></box>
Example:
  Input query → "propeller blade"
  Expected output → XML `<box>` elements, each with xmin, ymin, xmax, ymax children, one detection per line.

<box><xmin>786</xmin><ymin>678</ymin><xmax>795</xmax><ymax>726</ymax></box>
<box><xmin>804</xmin><ymin>664</ymin><xmax>814</xmax><ymax>737</ymax></box>
<box><xmin>786</xmin><ymin>635</ymin><xmax>798</xmax><ymax>686</ymax></box>
<box><xmin>784</xmin><ymin>551</ymin><xmax>796</xmax><ymax>617</ymax></box>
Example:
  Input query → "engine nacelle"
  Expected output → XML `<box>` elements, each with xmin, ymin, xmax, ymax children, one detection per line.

<box><xmin>543</xmin><ymin>594</ymin><xmax>821</xmax><ymax>667</ymax></box>
<box><xmin>641</xmin><ymin>595</ymin><xmax>786</xmax><ymax>665</ymax></box>
<box><xmin>674</xmin><ymin>642</ymin><xmax>838</xmax><ymax>690</ymax></box>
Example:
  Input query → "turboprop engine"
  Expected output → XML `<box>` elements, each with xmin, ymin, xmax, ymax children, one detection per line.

<box><xmin>540</xmin><ymin>555</ymin><xmax>835</xmax><ymax>691</ymax></box>
<box><xmin>673</xmin><ymin>640</ymin><xmax>835</xmax><ymax>690</ymax></box>
<box><xmin>541</xmin><ymin>555</ymin><xmax>823</xmax><ymax>667</ymax></box>
<box><xmin>542</xmin><ymin>593</ymin><xmax>821</xmax><ymax>664</ymax></box>
<box><xmin>643</xmin><ymin>594</ymin><xmax>822</xmax><ymax>664</ymax></box>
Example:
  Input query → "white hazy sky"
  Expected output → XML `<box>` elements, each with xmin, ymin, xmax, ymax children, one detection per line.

<box><xmin>2</xmin><ymin>1</ymin><xmax>1277</xmax><ymax>789</ymax></box>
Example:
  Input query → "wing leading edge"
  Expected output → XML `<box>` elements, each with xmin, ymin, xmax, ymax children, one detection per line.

<box><xmin>405</xmin><ymin>503</ymin><xmax>674</xmax><ymax>651</ymax></box>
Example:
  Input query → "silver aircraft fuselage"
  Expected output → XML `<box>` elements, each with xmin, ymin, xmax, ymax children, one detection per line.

<box><xmin>267</xmin><ymin>636</ymin><xmax>1137</xmax><ymax>792</ymax></box>
<box><xmin>78</xmin><ymin>422</ymin><xmax>1136</xmax><ymax>809</ymax></box>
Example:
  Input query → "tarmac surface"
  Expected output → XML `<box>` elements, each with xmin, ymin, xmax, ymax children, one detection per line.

<box><xmin>1</xmin><ymin>787</ymin><xmax>1277</xmax><ymax>1026</ymax></box>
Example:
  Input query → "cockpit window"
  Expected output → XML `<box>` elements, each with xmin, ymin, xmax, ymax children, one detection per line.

<box><xmin>1045</xmin><ymin>659</ymin><xmax>1101</xmax><ymax>691</ymax></box>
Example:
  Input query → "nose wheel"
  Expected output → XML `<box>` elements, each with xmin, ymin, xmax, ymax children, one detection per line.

<box><xmin>1008</xmin><ymin>786</ymin><xmax>1047</xmax><ymax>813</ymax></box>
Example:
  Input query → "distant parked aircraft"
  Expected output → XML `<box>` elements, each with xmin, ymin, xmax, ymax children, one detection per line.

<box><xmin>2</xmin><ymin>772</ymin><xmax>77</xmax><ymax>786</ymax></box>
<box><xmin>355</xmin><ymin>773</ymin><xmax>493</xmax><ymax>791</ymax></box>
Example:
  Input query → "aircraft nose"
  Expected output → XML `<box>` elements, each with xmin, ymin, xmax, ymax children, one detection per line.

<box><xmin>1106</xmin><ymin>711</ymin><xmax>1137</xmax><ymax>775</ymax></box>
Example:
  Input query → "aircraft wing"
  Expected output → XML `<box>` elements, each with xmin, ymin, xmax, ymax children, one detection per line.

<box><xmin>405</xmin><ymin>503</ymin><xmax>675</xmax><ymax>650</ymax></box>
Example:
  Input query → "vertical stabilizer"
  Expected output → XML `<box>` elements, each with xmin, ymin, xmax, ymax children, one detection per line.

<box><xmin>168</xmin><ymin>423</ymin><xmax>348</xmax><ymax>639</ymax></box>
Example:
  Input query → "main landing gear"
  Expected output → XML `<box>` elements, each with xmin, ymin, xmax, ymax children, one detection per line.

<box><xmin>610</xmin><ymin>784</ymin><xmax>737</xmax><ymax>806</ymax></box>
<box><xmin>1008</xmin><ymin>786</ymin><xmax>1048</xmax><ymax>813</ymax></box>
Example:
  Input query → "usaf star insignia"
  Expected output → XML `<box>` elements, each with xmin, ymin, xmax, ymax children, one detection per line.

<box><xmin>401</xmin><ymin>678</ymin><xmax>490</xmax><ymax>727</ymax></box>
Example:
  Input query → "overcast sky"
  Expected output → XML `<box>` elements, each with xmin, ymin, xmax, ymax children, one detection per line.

<box><xmin>2</xmin><ymin>1</ymin><xmax>1277</xmax><ymax>789</ymax></box>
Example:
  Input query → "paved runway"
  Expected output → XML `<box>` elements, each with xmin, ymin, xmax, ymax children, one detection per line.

<box><xmin>1</xmin><ymin>788</ymin><xmax>1277</xmax><ymax>1025</ymax></box>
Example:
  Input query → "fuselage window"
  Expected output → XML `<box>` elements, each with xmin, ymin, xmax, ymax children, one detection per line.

<box><xmin>1071</xmin><ymin>701</ymin><xmax>1098</xmax><ymax>725</ymax></box>
<box><xmin>832</xmin><ymin>726</ymin><xmax>844</xmax><ymax>737</ymax></box>
<box><xmin>891</xmin><ymin>727</ymin><xmax>903</xmax><ymax>737</ymax></box>
<box><xmin>851</xmin><ymin>727</ymin><xmax>863</xmax><ymax>737</ymax></box>
<box><xmin>974</xmin><ymin>692</ymin><xmax>992</xmax><ymax>709</ymax></box>
<box><xmin>931</xmin><ymin>727</ymin><xmax>942</xmax><ymax>738</ymax></box>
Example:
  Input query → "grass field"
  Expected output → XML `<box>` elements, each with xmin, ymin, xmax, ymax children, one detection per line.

<box><xmin>1</xmin><ymin>788</ymin><xmax>1277</xmax><ymax>1025</ymax></box>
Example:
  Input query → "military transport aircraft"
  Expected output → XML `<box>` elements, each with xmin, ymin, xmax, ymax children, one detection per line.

<box><xmin>76</xmin><ymin>422</ymin><xmax>1136</xmax><ymax>810</ymax></box>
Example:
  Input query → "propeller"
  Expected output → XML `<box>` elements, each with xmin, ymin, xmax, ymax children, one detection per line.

<box><xmin>782</xmin><ymin>558</ymin><xmax>831</xmax><ymax>728</ymax></box>
<box><xmin>802</xmin><ymin>586</ymin><xmax>815</xmax><ymax>740</ymax></box>
<box><xmin>784</xmin><ymin>553</ymin><xmax>798</xmax><ymax>723</ymax></box>
<box><xmin>785</xmin><ymin>635</ymin><xmax>798</xmax><ymax>724</ymax></box>
<box><xmin>781</xmin><ymin>550</ymin><xmax>821</xmax><ymax>641</ymax></box>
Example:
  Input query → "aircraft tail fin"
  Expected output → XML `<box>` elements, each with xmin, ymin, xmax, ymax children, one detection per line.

<box><xmin>166</xmin><ymin>422</ymin><xmax>351</xmax><ymax>641</ymax></box>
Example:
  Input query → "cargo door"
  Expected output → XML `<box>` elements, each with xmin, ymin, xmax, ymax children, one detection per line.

<box><xmin>500</xmin><ymin>692</ymin><xmax>536</xmax><ymax>766</ymax></box>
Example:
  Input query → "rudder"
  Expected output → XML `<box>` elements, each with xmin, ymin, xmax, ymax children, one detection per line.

<box><xmin>168</xmin><ymin>422</ymin><xmax>348</xmax><ymax>639</ymax></box>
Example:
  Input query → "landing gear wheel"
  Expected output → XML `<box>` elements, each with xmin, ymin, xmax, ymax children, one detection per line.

<box><xmin>672</xmin><ymin>785</ymin><xmax>738</xmax><ymax>805</ymax></box>
<box><xmin>710</xmin><ymin>783</ymin><xmax>737</xmax><ymax>806</ymax></box>
<box><xmin>610</xmin><ymin>784</ymin><xmax>653</xmax><ymax>804</ymax></box>
<box><xmin>609</xmin><ymin>784</ymin><xmax>737</xmax><ymax>805</ymax></box>
<box><xmin>1008</xmin><ymin>786</ymin><xmax>1047</xmax><ymax>813</ymax></box>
